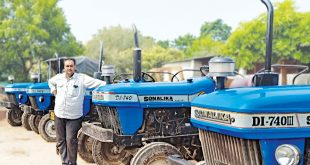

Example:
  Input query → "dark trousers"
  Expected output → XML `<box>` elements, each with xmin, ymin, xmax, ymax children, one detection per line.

<box><xmin>55</xmin><ymin>116</ymin><xmax>83</xmax><ymax>165</ymax></box>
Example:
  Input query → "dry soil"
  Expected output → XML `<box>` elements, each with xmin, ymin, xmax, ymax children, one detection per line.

<box><xmin>0</xmin><ymin>101</ymin><xmax>94</xmax><ymax>165</ymax></box>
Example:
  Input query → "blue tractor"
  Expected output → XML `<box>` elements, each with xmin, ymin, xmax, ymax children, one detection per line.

<box><xmin>0</xmin><ymin>66</ymin><xmax>42</xmax><ymax>127</ymax></box>
<box><xmin>190</xmin><ymin>0</ymin><xmax>310</xmax><ymax>165</ymax></box>
<box><xmin>24</xmin><ymin>56</ymin><xmax>100</xmax><ymax>142</ymax></box>
<box><xmin>25</xmin><ymin>46</ymin><xmax>107</xmax><ymax>163</ymax></box>
<box><xmin>1</xmin><ymin>81</ymin><xmax>32</xmax><ymax>126</ymax></box>
<box><xmin>82</xmin><ymin>26</ymin><xmax>214</xmax><ymax>165</ymax></box>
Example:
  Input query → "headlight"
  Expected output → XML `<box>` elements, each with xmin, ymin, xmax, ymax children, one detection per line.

<box><xmin>275</xmin><ymin>144</ymin><xmax>300</xmax><ymax>165</ymax></box>
<box><xmin>39</xmin><ymin>96</ymin><xmax>44</xmax><ymax>102</ymax></box>
<box><xmin>18</xmin><ymin>94</ymin><xmax>23</xmax><ymax>100</ymax></box>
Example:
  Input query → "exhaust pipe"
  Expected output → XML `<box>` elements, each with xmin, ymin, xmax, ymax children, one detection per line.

<box><xmin>38</xmin><ymin>58</ymin><xmax>42</xmax><ymax>83</ymax></box>
<box><xmin>98</xmin><ymin>41</ymin><xmax>104</xmax><ymax>72</ymax></box>
<box><xmin>261</xmin><ymin>0</ymin><xmax>273</xmax><ymax>72</ymax></box>
<box><xmin>253</xmin><ymin>0</ymin><xmax>278</xmax><ymax>86</ymax></box>
<box><xmin>95</xmin><ymin>41</ymin><xmax>115</xmax><ymax>84</ymax></box>
<box><xmin>132</xmin><ymin>25</ymin><xmax>142</xmax><ymax>82</ymax></box>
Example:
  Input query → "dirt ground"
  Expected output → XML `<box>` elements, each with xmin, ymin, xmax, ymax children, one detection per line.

<box><xmin>0</xmin><ymin>107</ymin><xmax>94</xmax><ymax>165</ymax></box>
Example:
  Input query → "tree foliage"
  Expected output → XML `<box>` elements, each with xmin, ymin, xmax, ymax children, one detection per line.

<box><xmin>84</xmin><ymin>25</ymin><xmax>155</xmax><ymax>64</ymax></box>
<box><xmin>84</xmin><ymin>25</ymin><xmax>184</xmax><ymax>73</ymax></box>
<box><xmin>224</xmin><ymin>0</ymin><xmax>310</xmax><ymax>69</ymax></box>
<box><xmin>172</xmin><ymin>33</ymin><xmax>196</xmax><ymax>54</ymax></box>
<box><xmin>188</xmin><ymin>36</ymin><xmax>225</xmax><ymax>57</ymax></box>
<box><xmin>0</xmin><ymin>0</ymin><xmax>83</xmax><ymax>81</ymax></box>
<box><xmin>200</xmin><ymin>19</ymin><xmax>232</xmax><ymax>41</ymax></box>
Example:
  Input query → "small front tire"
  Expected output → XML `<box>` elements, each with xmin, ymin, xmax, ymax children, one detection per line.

<box><xmin>38</xmin><ymin>114</ymin><xmax>56</xmax><ymax>142</ymax></box>
<box><xmin>6</xmin><ymin>108</ymin><xmax>22</xmax><ymax>126</ymax></box>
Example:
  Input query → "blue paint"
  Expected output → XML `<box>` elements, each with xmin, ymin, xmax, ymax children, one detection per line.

<box><xmin>192</xmin><ymin>85</ymin><xmax>310</xmax><ymax>113</ymax></box>
<box><xmin>192</xmin><ymin>118</ymin><xmax>310</xmax><ymax>139</ymax></box>
<box><xmin>260</xmin><ymin>138</ymin><xmax>304</xmax><ymax>165</ymax></box>
<box><xmin>117</xmin><ymin>107</ymin><xmax>144</xmax><ymax>135</ymax></box>
<box><xmin>93</xmin><ymin>77</ymin><xmax>215</xmax><ymax>135</ymax></box>
<box><xmin>5</xmin><ymin>83</ymin><xmax>33</xmax><ymax>105</ymax></box>
<box><xmin>191</xmin><ymin>85</ymin><xmax>310</xmax><ymax>164</ymax></box>
<box><xmin>94</xmin><ymin>77</ymin><xmax>215</xmax><ymax>95</ymax></box>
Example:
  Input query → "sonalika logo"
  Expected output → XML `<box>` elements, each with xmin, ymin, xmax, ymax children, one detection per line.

<box><xmin>144</xmin><ymin>96</ymin><xmax>173</xmax><ymax>102</ymax></box>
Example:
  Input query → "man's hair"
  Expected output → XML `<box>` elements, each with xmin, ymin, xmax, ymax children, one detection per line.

<box><xmin>64</xmin><ymin>58</ymin><xmax>76</xmax><ymax>65</ymax></box>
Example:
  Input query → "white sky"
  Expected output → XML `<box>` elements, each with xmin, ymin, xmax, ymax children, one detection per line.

<box><xmin>58</xmin><ymin>0</ymin><xmax>309</xmax><ymax>43</ymax></box>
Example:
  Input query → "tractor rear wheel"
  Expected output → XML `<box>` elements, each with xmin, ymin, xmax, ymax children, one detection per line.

<box><xmin>78</xmin><ymin>131</ymin><xmax>95</xmax><ymax>163</ymax></box>
<box><xmin>38</xmin><ymin>114</ymin><xmax>56</xmax><ymax>142</ymax></box>
<box><xmin>130</xmin><ymin>142</ymin><xmax>182</xmax><ymax>165</ymax></box>
<box><xmin>6</xmin><ymin>108</ymin><xmax>22</xmax><ymax>126</ymax></box>
<box><xmin>21</xmin><ymin>111</ymin><xmax>32</xmax><ymax>131</ymax></box>
<box><xmin>92</xmin><ymin>140</ymin><xmax>132</xmax><ymax>165</ymax></box>
<box><xmin>29</xmin><ymin>114</ymin><xmax>41</xmax><ymax>134</ymax></box>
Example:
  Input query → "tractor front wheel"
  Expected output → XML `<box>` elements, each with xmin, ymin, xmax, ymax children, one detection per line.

<box><xmin>78</xmin><ymin>131</ymin><xmax>95</xmax><ymax>163</ymax></box>
<box><xmin>21</xmin><ymin>111</ymin><xmax>32</xmax><ymax>131</ymax></box>
<box><xmin>130</xmin><ymin>142</ymin><xmax>182</xmax><ymax>165</ymax></box>
<box><xmin>38</xmin><ymin>114</ymin><xmax>56</xmax><ymax>142</ymax></box>
<box><xmin>6</xmin><ymin>108</ymin><xmax>22</xmax><ymax>126</ymax></box>
<box><xmin>92</xmin><ymin>140</ymin><xmax>132</xmax><ymax>165</ymax></box>
<box><xmin>29</xmin><ymin>114</ymin><xmax>42</xmax><ymax>134</ymax></box>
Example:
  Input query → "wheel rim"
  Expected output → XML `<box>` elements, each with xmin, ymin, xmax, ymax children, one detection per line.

<box><xmin>93</xmin><ymin>141</ymin><xmax>131</xmax><ymax>165</ymax></box>
<box><xmin>101</xmin><ymin>143</ymin><xmax>127</xmax><ymax>162</ymax></box>
<box><xmin>44</xmin><ymin>120</ymin><xmax>56</xmax><ymax>138</ymax></box>
<box><xmin>131</xmin><ymin>142</ymin><xmax>182</xmax><ymax>165</ymax></box>
<box><xmin>144</xmin><ymin>154</ymin><xmax>169</xmax><ymax>165</ymax></box>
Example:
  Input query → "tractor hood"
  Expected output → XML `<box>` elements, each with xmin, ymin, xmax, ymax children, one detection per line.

<box><xmin>191</xmin><ymin>85</ymin><xmax>310</xmax><ymax>139</ymax></box>
<box><xmin>5</xmin><ymin>83</ymin><xmax>33</xmax><ymax>93</ymax></box>
<box><xmin>92</xmin><ymin>77</ymin><xmax>215</xmax><ymax>108</ymax></box>
<box><xmin>94</xmin><ymin>77</ymin><xmax>214</xmax><ymax>95</ymax></box>
<box><xmin>192</xmin><ymin>85</ymin><xmax>310</xmax><ymax>113</ymax></box>
<box><xmin>27</xmin><ymin>82</ymin><xmax>51</xmax><ymax>96</ymax></box>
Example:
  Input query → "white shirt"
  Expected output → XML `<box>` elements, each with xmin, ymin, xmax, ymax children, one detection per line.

<box><xmin>48</xmin><ymin>73</ymin><xmax>105</xmax><ymax>119</ymax></box>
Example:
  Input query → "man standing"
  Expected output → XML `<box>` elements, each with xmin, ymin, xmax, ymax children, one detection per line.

<box><xmin>48</xmin><ymin>58</ymin><xmax>105</xmax><ymax>165</ymax></box>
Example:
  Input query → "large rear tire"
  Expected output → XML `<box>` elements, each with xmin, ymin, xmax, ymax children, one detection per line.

<box><xmin>78</xmin><ymin>131</ymin><xmax>95</xmax><ymax>163</ymax></box>
<box><xmin>6</xmin><ymin>108</ymin><xmax>22</xmax><ymax>126</ymax></box>
<box><xmin>130</xmin><ymin>142</ymin><xmax>182</xmax><ymax>165</ymax></box>
<box><xmin>29</xmin><ymin>114</ymin><xmax>41</xmax><ymax>134</ymax></box>
<box><xmin>38</xmin><ymin>114</ymin><xmax>56</xmax><ymax>142</ymax></box>
<box><xmin>92</xmin><ymin>140</ymin><xmax>132</xmax><ymax>165</ymax></box>
<box><xmin>21</xmin><ymin>111</ymin><xmax>32</xmax><ymax>131</ymax></box>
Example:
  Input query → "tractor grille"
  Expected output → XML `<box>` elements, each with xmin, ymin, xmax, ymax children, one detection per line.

<box><xmin>29</xmin><ymin>96</ymin><xmax>38</xmax><ymax>109</ymax></box>
<box><xmin>7</xmin><ymin>94</ymin><xmax>17</xmax><ymax>105</ymax></box>
<box><xmin>199</xmin><ymin>130</ymin><xmax>262</xmax><ymax>165</ymax></box>
<box><xmin>95</xmin><ymin>106</ymin><xmax>122</xmax><ymax>135</ymax></box>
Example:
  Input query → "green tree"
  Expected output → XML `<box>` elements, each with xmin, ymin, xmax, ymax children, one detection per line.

<box><xmin>200</xmin><ymin>19</ymin><xmax>232</xmax><ymax>41</ymax></box>
<box><xmin>173</xmin><ymin>33</ymin><xmax>196</xmax><ymax>55</ymax></box>
<box><xmin>157</xmin><ymin>40</ymin><xmax>170</xmax><ymax>49</ymax></box>
<box><xmin>224</xmin><ymin>0</ymin><xmax>310</xmax><ymax>69</ymax></box>
<box><xmin>84</xmin><ymin>25</ymin><xmax>156</xmax><ymax>72</ymax></box>
<box><xmin>184</xmin><ymin>19</ymin><xmax>231</xmax><ymax>57</ymax></box>
<box><xmin>188</xmin><ymin>36</ymin><xmax>225</xmax><ymax>57</ymax></box>
<box><xmin>0</xmin><ymin>0</ymin><xmax>83</xmax><ymax>81</ymax></box>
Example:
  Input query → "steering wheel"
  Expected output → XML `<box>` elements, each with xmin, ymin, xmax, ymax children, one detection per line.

<box><xmin>171</xmin><ymin>69</ymin><xmax>204</xmax><ymax>82</ymax></box>
<box><xmin>112</xmin><ymin>73</ymin><xmax>132</xmax><ymax>83</ymax></box>
<box><xmin>112</xmin><ymin>72</ymin><xmax>155</xmax><ymax>83</ymax></box>
<box><xmin>142</xmin><ymin>72</ymin><xmax>155</xmax><ymax>82</ymax></box>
